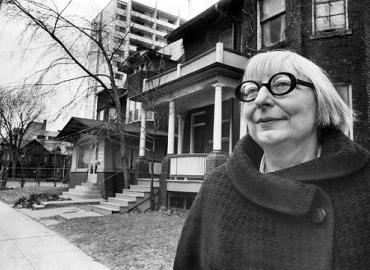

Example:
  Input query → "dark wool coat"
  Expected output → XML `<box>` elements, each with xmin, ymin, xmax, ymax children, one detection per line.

<box><xmin>173</xmin><ymin>128</ymin><xmax>370</xmax><ymax>270</ymax></box>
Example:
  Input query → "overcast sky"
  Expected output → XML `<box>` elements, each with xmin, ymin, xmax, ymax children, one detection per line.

<box><xmin>0</xmin><ymin>0</ymin><xmax>218</xmax><ymax>130</ymax></box>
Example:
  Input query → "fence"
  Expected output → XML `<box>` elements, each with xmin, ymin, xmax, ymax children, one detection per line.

<box><xmin>2</xmin><ymin>167</ymin><xmax>70</xmax><ymax>183</ymax></box>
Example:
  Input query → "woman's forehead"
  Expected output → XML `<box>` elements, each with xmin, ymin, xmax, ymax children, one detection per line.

<box><xmin>243</xmin><ymin>66</ymin><xmax>310</xmax><ymax>82</ymax></box>
<box><xmin>244</xmin><ymin>58</ymin><xmax>301</xmax><ymax>79</ymax></box>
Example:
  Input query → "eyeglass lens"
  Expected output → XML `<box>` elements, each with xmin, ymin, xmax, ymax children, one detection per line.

<box><xmin>239</xmin><ymin>73</ymin><xmax>293</xmax><ymax>101</ymax></box>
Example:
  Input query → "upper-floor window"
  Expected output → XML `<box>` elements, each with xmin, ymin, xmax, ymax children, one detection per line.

<box><xmin>313</xmin><ymin>0</ymin><xmax>347</xmax><ymax>32</ymax></box>
<box><xmin>260</xmin><ymin>0</ymin><xmax>286</xmax><ymax>47</ymax></box>
<box><xmin>117</xmin><ymin>2</ymin><xmax>126</xmax><ymax>10</ymax></box>
<box><xmin>218</xmin><ymin>27</ymin><xmax>233</xmax><ymax>50</ymax></box>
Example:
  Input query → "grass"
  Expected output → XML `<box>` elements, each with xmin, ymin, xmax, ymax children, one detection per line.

<box><xmin>0</xmin><ymin>187</ymin><xmax>187</xmax><ymax>270</ymax></box>
<box><xmin>52</xmin><ymin>211</ymin><xmax>186</xmax><ymax>270</ymax></box>
<box><xmin>0</xmin><ymin>186</ymin><xmax>68</xmax><ymax>205</ymax></box>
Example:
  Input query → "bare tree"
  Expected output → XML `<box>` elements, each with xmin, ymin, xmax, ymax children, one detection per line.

<box><xmin>0</xmin><ymin>86</ymin><xmax>44</xmax><ymax>188</ymax></box>
<box><xmin>2</xmin><ymin>0</ymin><xmax>140</xmax><ymax>188</ymax></box>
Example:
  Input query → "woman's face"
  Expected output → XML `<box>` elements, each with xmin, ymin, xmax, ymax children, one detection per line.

<box><xmin>242</xmin><ymin>71</ymin><xmax>317</xmax><ymax>148</ymax></box>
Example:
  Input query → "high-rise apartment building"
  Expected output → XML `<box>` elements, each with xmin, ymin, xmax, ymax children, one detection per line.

<box><xmin>89</xmin><ymin>0</ymin><xmax>185</xmax><ymax>121</ymax></box>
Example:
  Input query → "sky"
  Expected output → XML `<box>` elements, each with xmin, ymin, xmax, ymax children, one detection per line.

<box><xmin>0</xmin><ymin>0</ymin><xmax>218</xmax><ymax>131</ymax></box>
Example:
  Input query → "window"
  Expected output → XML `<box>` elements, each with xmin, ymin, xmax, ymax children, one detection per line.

<box><xmin>146</xmin><ymin>111</ymin><xmax>154</xmax><ymax>121</ymax></box>
<box><xmin>115</xmin><ymin>25</ymin><xmax>126</xmax><ymax>33</ymax></box>
<box><xmin>97</xmin><ymin>110</ymin><xmax>104</xmax><ymax>121</ymax></box>
<box><xmin>37</xmin><ymin>135</ymin><xmax>46</xmax><ymax>140</ymax></box>
<box><xmin>218</xmin><ymin>27</ymin><xmax>233</xmax><ymax>50</ymax></box>
<box><xmin>260</xmin><ymin>0</ymin><xmax>286</xmax><ymax>47</ymax></box>
<box><xmin>116</xmin><ymin>14</ymin><xmax>126</xmax><ymax>21</ymax></box>
<box><xmin>117</xmin><ymin>2</ymin><xmax>126</xmax><ymax>10</ymax></box>
<box><xmin>77</xmin><ymin>143</ymin><xmax>90</xmax><ymax>169</ymax></box>
<box><xmin>126</xmin><ymin>99</ymin><xmax>142</xmax><ymax>123</ymax></box>
<box><xmin>314</xmin><ymin>0</ymin><xmax>347</xmax><ymax>32</ymax></box>
<box><xmin>114</xmin><ymin>73</ymin><xmax>123</xmax><ymax>80</ymax></box>
<box><xmin>334</xmin><ymin>83</ymin><xmax>353</xmax><ymax>139</ymax></box>
<box><xmin>108</xmin><ymin>108</ymin><xmax>117</xmax><ymax>122</ymax></box>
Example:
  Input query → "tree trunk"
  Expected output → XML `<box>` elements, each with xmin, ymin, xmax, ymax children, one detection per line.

<box><xmin>11</xmin><ymin>156</ymin><xmax>17</xmax><ymax>180</ymax></box>
<box><xmin>150</xmin><ymin>137</ymin><xmax>156</xmax><ymax>210</ymax></box>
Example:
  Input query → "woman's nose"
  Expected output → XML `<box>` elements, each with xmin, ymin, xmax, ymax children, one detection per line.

<box><xmin>254</xmin><ymin>86</ymin><xmax>273</xmax><ymax>108</ymax></box>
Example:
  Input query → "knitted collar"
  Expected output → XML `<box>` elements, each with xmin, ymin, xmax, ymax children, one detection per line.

<box><xmin>226</xmin><ymin>128</ymin><xmax>369</xmax><ymax>216</ymax></box>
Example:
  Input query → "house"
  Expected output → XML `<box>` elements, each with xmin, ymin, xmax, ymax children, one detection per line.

<box><xmin>0</xmin><ymin>120</ymin><xmax>72</xmax><ymax>187</ymax></box>
<box><xmin>131</xmin><ymin>0</ymin><xmax>370</xmax><ymax>209</ymax></box>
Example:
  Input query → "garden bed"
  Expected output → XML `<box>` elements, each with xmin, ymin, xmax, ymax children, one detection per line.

<box><xmin>0</xmin><ymin>186</ymin><xmax>68</xmax><ymax>205</ymax></box>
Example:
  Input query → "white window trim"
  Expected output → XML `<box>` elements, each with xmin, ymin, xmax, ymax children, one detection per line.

<box><xmin>312</xmin><ymin>0</ymin><xmax>349</xmax><ymax>34</ymax></box>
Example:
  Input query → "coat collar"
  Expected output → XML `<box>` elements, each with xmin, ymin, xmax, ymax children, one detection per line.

<box><xmin>226</xmin><ymin>128</ymin><xmax>369</xmax><ymax>216</ymax></box>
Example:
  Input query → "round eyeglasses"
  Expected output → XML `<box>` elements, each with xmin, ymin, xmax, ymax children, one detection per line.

<box><xmin>235</xmin><ymin>72</ymin><xmax>315</xmax><ymax>102</ymax></box>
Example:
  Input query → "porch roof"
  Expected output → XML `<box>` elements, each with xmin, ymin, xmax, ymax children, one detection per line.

<box><xmin>130</xmin><ymin>62</ymin><xmax>244</xmax><ymax>111</ymax></box>
<box><xmin>56</xmin><ymin>117</ymin><xmax>167</xmax><ymax>142</ymax></box>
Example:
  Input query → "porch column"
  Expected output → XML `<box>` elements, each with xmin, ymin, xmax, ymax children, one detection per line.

<box><xmin>177</xmin><ymin>115</ymin><xmax>184</xmax><ymax>154</ymax></box>
<box><xmin>239</xmin><ymin>102</ymin><xmax>248</xmax><ymax>138</ymax></box>
<box><xmin>212</xmin><ymin>83</ymin><xmax>224</xmax><ymax>152</ymax></box>
<box><xmin>167</xmin><ymin>100</ymin><xmax>175</xmax><ymax>154</ymax></box>
<box><xmin>139</xmin><ymin>108</ymin><xmax>146</xmax><ymax>157</ymax></box>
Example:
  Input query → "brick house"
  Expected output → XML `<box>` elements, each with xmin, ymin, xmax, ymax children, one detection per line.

<box><xmin>132</xmin><ymin>0</ymin><xmax>370</xmax><ymax>209</ymax></box>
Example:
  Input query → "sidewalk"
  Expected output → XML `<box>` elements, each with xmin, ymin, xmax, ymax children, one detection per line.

<box><xmin>0</xmin><ymin>201</ymin><xmax>110</xmax><ymax>270</ymax></box>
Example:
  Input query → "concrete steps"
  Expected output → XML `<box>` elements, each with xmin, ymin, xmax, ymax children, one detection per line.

<box><xmin>91</xmin><ymin>179</ymin><xmax>159</xmax><ymax>215</ymax></box>
<box><xmin>61</xmin><ymin>183</ymin><xmax>101</xmax><ymax>200</ymax></box>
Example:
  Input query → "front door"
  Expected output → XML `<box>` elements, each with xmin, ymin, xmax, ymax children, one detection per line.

<box><xmin>87</xmin><ymin>142</ymin><xmax>99</xmax><ymax>183</ymax></box>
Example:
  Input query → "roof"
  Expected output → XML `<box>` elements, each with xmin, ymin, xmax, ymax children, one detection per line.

<box><xmin>56</xmin><ymin>117</ymin><xmax>168</xmax><ymax>142</ymax></box>
<box><xmin>167</xmin><ymin>0</ymin><xmax>232</xmax><ymax>43</ymax></box>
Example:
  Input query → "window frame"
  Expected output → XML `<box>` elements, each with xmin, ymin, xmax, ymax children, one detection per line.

<box><xmin>258</xmin><ymin>0</ymin><xmax>286</xmax><ymax>48</ymax></box>
<box><xmin>312</xmin><ymin>0</ymin><xmax>349</xmax><ymax>34</ymax></box>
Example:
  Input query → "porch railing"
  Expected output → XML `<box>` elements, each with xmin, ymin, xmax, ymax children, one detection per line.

<box><xmin>169</xmin><ymin>153</ymin><xmax>207</xmax><ymax>180</ymax></box>
<box><xmin>143</xmin><ymin>42</ymin><xmax>248</xmax><ymax>92</ymax></box>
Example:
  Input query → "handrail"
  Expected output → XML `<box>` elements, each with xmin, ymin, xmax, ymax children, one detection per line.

<box><xmin>127</xmin><ymin>191</ymin><xmax>159</xmax><ymax>213</ymax></box>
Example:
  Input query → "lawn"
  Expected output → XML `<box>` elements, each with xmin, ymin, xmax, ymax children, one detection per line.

<box><xmin>52</xmin><ymin>211</ymin><xmax>186</xmax><ymax>270</ymax></box>
<box><xmin>0</xmin><ymin>186</ymin><xmax>68</xmax><ymax>205</ymax></box>
<box><xmin>0</xmin><ymin>187</ymin><xmax>187</xmax><ymax>270</ymax></box>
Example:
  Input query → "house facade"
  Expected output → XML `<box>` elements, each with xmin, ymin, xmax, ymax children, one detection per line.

<box><xmin>132</xmin><ymin>0</ymin><xmax>370</xmax><ymax>209</ymax></box>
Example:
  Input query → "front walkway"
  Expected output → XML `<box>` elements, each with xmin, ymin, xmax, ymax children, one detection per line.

<box><xmin>0</xmin><ymin>201</ymin><xmax>109</xmax><ymax>270</ymax></box>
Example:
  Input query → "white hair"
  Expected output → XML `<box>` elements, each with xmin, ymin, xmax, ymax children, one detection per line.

<box><xmin>243</xmin><ymin>50</ymin><xmax>354</xmax><ymax>134</ymax></box>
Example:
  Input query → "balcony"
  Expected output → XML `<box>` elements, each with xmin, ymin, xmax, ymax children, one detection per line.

<box><xmin>143</xmin><ymin>43</ymin><xmax>248</xmax><ymax>92</ymax></box>
<box><xmin>130</xmin><ymin>33</ymin><xmax>154</xmax><ymax>47</ymax></box>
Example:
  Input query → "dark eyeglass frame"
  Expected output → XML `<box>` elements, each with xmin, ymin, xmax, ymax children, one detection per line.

<box><xmin>235</xmin><ymin>72</ymin><xmax>315</xmax><ymax>102</ymax></box>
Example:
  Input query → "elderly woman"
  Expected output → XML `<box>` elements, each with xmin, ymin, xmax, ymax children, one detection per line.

<box><xmin>173</xmin><ymin>50</ymin><xmax>370</xmax><ymax>270</ymax></box>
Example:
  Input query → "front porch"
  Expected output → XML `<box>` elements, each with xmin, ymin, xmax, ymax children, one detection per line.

<box><xmin>132</xmin><ymin>42</ymin><xmax>249</xmax><ymax>209</ymax></box>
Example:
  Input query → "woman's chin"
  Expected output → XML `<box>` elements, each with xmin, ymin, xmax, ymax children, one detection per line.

<box><xmin>254</xmin><ymin>130</ymin><xmax>287</xmax><ymax>146</ymax></box>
